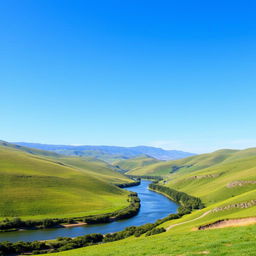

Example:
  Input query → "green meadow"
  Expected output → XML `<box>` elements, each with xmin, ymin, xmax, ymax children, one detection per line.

<box><xmin>0</xmin><ymin>142</ymin><xmax>133</xmax><ymax>220</ymax></box>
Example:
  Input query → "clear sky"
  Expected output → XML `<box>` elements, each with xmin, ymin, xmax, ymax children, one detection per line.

<box><xmin>1</xmin><ymin>0</ymin><xmax>256</xmax><ymax>153</ymax></box>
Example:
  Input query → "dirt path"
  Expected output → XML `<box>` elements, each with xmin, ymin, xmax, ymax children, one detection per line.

<box><xmin>166</xmin><ymin>211</ymin><xmax>211</xmax><ymax>231</ymax></box>
<box><xmin>167</xmin><ymin>210</ymin><xmax>256</xmax><ymax>231</ymax></box>
<box><xmin>198</xmin><ymin>217</ymin><xmax>256</xmax><ymax>230</ymax></box>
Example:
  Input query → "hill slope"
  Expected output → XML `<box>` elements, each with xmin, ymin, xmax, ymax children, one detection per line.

<box><xmin>56</xmin><ymin>156</ymin><xmax>133</xmax><ymax>184</ymax></box>
<box><xmin>0</xmin><ymin>143</ymin><xmax>132</xmax><ymax>220</ymax></box>
<box><xmin>113</xmin><ymin>155</ymin><xmax>160</xmax><ymax>172</ymax></box>
<box><xmin>44</xmin><ymin>225</ymin><xmax>256</xmax><ymax>256</ymax></box>
<box><xmin>128</xmin><ymin>148</ymin><xmax>256</xmax><ymax>176</ymax></box>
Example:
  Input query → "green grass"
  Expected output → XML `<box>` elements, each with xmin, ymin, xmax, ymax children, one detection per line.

<box><xmin>55</xmin><ymin>156</ymin><xmax>132</xmax><ymax>184</ymax></box>
<box><xmin>0</xmin><ymin>143</ymin><xmax>133</xmax><ymax>220</ymax></box>
<box><xmin>128</xmin><ymin>147</ymin><xmax>256</xmax><ymax>176</ymax></box>
<box><xmin>165</xmin><ymin>156</ymin><xmax>256</xmax><ymax>206</ymax></box>
<box><xmin>43</xmin><ymin>224</ymin><xmax>256</xmax><ymax>256</ymax></box>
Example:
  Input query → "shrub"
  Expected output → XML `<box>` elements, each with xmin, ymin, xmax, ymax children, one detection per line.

<box><xmin>145</xmin><ymin>227</ymin><xmax>166</xmax><ymax>236</ymax></box>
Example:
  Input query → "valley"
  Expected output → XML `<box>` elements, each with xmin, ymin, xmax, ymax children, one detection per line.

<box><xmin>0</xmin><ymin>142</ymin><xmax>256</xmax><ymax>255</ymax></box>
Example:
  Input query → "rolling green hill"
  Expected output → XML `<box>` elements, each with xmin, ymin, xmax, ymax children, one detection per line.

<box><xmin>165</xmin><ymin>156</ymin><xmax>256</xmax><ymax>205</ymax></box>
<box><xmin>127</xmin><ymin>147</ymin><xmax>256</xmax><ymax>176</ymax></box>
<box><xmin>113</xmin><ymin>155</ymin><xmax>160</xmax><ymax>172</ymax></box>
<box><xmin>0</xmin><ymin>142</ymin><xmax>133</xmax><ymax>220</ymax></box>
<box><xmin>0</xmin><ymin>140</ymin><xmax>61</xmax><ymax>158</ymax></box>
<box><xmin>56</xmin><ymin>156</ymin><xmax>133</xmax><ymax>184</ymax></box>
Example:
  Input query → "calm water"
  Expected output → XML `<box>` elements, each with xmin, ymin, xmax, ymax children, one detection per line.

<box><xmin>0</xmin><ymin>180</ymin><xmax>178</xmax><ymax>242</ymax></box>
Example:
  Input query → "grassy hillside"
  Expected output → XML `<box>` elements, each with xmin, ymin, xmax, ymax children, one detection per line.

<box><xmin>1</xmin><ymin>141</ymin><xmax>132</xmax><ymax>185</ymax></box>
<box><xmin>165</xmin><ymin>156</ymin><xmax>256</xmax><ymax>205</ymax></box>
<box><xmin>0</xmin><ymin>143</ymin><xmax>133</xmax><ymax>220</ymax></box>
<box><xmin>0</xmin><ymin>140</ymin><xmax>60</xmax><ymax>158</ymax></box>
<box><xmin>152</xmin><ymin>155</ymin><xmax>256</xmax><ymax>232</ymax></box>
<box><xmin>55</xmin><ymin>156</ymin><xmax>132</xmax><ymax>185</ymax></box>
<box><xmin>113</xmin><ymin>156</ymin><xmax>160</xmax><ymax>172</ymax></box>
<box><xmin>128</xmin><ymin>147</ymin><xmax>256</xmax><ymax>176</ymax></box>
<box><xmin>43</xmin><ymin>225</ymin><xmax>256</xmax><ymax>256</ymax></box>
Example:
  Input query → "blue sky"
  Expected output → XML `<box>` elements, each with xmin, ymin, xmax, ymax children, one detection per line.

<box><xmin>1</xmin><ymin>0</ymin><xmax>256</xmax><ymax>153</ymax></box>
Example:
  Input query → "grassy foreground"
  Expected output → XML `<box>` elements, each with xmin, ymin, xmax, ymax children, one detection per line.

<box><xmin>43</xmin><ymin>224</ymin><xmax>256</xmax><ymax>256</ymax></box>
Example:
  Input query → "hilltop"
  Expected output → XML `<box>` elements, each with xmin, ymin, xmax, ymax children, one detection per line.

<box><xmin>113</xmin><ymin>155</ymin><xmax>160</xmax><ymax>172</ymax></box>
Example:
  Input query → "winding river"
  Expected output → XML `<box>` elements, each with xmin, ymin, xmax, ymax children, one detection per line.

<box><xmin>0</xmin><ymin>180</ymin><xmax>178</xmax><ymax>242</ymax></box>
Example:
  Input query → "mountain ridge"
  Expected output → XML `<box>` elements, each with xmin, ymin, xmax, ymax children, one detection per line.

<box><xmin>13</xmin><ymin>142</ymin><xmax>195</xmax><ymax>162</ymax></box>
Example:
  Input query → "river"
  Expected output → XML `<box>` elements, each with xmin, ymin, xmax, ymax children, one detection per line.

<box><xmin>0</xmin><ymin>180</ymin><xmax>178</xmax><ymax>242</ymax></box>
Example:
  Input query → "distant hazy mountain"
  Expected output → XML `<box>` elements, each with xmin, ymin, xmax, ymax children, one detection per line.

<box><xmin>14</xmin><ymin>142</ymin><xmax>195</xmax><ymax>162</ymax></box>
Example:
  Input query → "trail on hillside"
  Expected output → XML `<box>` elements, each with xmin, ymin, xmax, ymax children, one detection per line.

<box><xmin>166</xmin><ymin>211</ymin><xmax>211</xmax><ymax>231</ymax></box>
<box><xmin>167</xmin><ymin>211</ymin><xmax>256</xmax><ymax>231</ymax></box>
<box><xmin>198</xmin><ymin>217</ymin><xmax>256</xmax><ymax>230</ymax></box>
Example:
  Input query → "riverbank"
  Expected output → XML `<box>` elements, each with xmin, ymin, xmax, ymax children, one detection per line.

<box><xmin>0</xmin><ymin>182</ymin><xmax>141</xmax><ymax>233</ymax></box>
<box><xmin>0</xmin><ymin>180</ymin><xmax>178</xmax><ymax>243</ymax></box>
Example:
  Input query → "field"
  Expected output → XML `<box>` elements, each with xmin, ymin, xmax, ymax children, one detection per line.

<box><xmin>0</xmin><ymin>142</ymin><xmax>133</xmax><ymax>220</ymax></box>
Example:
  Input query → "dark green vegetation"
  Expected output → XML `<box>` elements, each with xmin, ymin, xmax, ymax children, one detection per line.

<box><xmin>149</xmin><ymin>183</ymin><xmax>204</xmax><ymax>214</ymax></box>
<box><xmin>115</xmin><ymin>180</ymin><xmax>141</xmax><ymax>188</ymax></box>
<box><xmin>103</xmin><ymin>223</ymin><xmax>161</xmax><ymax>242</ymax></box>
<box><xmin>0</xmin><ymin>233</ymin><xmax>103</xmax><ymax>255</ymax></box>
<box><xmin>145</xmin><ymin>227</ymin><xmax>166</xmax><ymax>236</ymax></box>
<box><xmin>126</xmin><ymin>175</ymin><xmax>163</xmax><ymax>181</ymax></box>
<box><xmin>0</xmin><ymin>218</ymin><xmax>62</xmax><ymax>232</ymax></box>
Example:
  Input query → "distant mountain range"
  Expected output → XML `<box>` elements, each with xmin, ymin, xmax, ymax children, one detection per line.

<box><xmin>14</xmin><ymin>142</ymin><xmax>195</xmax><ymax>162</ymax></box>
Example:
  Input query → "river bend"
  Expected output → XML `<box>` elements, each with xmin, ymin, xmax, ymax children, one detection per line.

<box><xmin>0</xmin><ymin>180</ymin><xmax>178</xmax><ymax>242</ymax></box>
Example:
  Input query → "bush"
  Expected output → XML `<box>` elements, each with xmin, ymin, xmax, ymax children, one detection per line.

<box><xmin>149</xmin><ymin>183</ymin><xmax>204</xmax><ymax>210</ymax></box>
<box><xmin>145</xmin><ymin>227</ymin><xmax>166</xmax><ymax>236</ymax></box>
<box><xmin>0</xmin><ymin>234</ymin><xmax>103</xmax><ymax>255</ymax></box>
